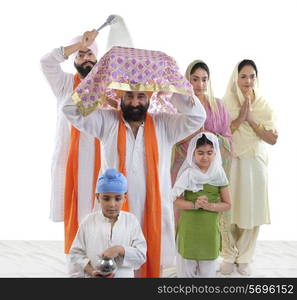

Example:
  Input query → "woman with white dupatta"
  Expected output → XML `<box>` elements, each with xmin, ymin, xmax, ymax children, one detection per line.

<box><xmin>221</xmin><ymin>60</ymin><xmax>278</xmax><ymax>276</ymax></box>
<box><xmin>172</xmin><ymin>133</ymin><xmax>231</xmax><ymax>277</ymax></box>
<box><xmin>171</xmin><ymin>60</ymin><xmax>232</xmax><ymax>185</ymax></box>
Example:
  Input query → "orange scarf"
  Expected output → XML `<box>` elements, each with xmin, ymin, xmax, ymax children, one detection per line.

<box><xmin>64</xmin><ymin>73</ymin><xmax>101</xmax><ymax>254</ymax></box>
<box><xmin>117</xmin><ymin>112</ymin><xmax>162</xmax><ymax>277</ymax></box>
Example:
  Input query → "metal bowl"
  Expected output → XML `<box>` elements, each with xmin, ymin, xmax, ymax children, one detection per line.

<box><xmin>94</xmin><ymin>257</ymin><xmax>117</xmax><ymax>276</ymax></box>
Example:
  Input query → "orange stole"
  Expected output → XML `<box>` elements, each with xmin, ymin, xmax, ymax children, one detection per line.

<box><xmin>117</xmin><ymin>112</ymin><xmax>162</xmax><ymax>277</ymax></box>
<box><xmin>64</xmin><ymin>73</ymin><xmax>101</xmax><ymax>254</ymax></box>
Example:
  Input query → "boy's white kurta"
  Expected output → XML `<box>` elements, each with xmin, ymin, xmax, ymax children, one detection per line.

<box><xmin>70</xmin><ymin>210</ymin><xmax>147</xmax><ymax>277</ymax></box>
<box><xmin>63</xmin><ymin>93</ymin><xmax>206</xmax><ymax>266</ymax></box>
<box><xmin>40</xmin><ymin>48</ymin><xmax>95</xmax><ymax>222</ymax></box>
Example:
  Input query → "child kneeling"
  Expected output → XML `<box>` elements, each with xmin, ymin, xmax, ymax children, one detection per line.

<box><xmin>70</xmin><ymin>168</ymin><xmax>147</xmax><ymax>278</ymax></box>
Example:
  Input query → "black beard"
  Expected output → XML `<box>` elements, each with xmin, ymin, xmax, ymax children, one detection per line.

<box><xmin>120</xmin><ymin>101</ymin><xmax>149</xmax><ymax>122</ymax></box>
<box><xmin>74</xmin><ymin>61</ymin><xmax>97</xmax><ymax>78</ymax></box>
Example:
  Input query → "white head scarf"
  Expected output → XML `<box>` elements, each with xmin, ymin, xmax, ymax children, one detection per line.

<box><xmin>223</xmin><ymin>60</ymin><xmax>260</xmax><ymax>107</ymax></box>
<box><xmin>172</xmin><ymin>132</ymin><xmax>228</xmax><ymax>198</ymax></box>
<box><xmin>185</xmin><ymin>60</ymin><xmax>218</xmax><ymax>112</ymax></box>
<box><xmin>223</xmin><ymin>60</ymin><xmax>277</xmax><ymax>158</ymax></box>
<box><xmin>69</xmin><ymin>35</ymin><xmax>99</xmax><ymax>59</ymax></box>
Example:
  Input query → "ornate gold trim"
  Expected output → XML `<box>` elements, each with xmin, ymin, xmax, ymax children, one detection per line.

<box><xmin>72</xmin><ymin>92</ymin><xmax>107</xmax><ymax>116</ymax></box>
<box><xmin>106</xmin><ymin>81</ymin><xmax>190</xmax><ymax>95</ymax></box>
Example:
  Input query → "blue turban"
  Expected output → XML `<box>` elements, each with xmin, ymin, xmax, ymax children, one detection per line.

<box><xmin>96</xmin><ymin>168</ymin><xmax>128</xmax><ymax>194</ymax></box>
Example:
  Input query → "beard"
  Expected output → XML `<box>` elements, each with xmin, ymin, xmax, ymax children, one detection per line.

<box><xmin>74</xmin><ymin>60</ymin><xmax>97</xmax><ymax>78</ymax></box>
<box><xmin>120</xmin><ymin>101</ymin><xmax>149</xmax><ymax>122</ymax></box>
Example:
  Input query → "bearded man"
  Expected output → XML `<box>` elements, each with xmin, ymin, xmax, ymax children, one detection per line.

<box><xmin>64</xmin><ymin>80</ymin><xmax>206</xmax><ymax>277</ymax></box>
<box><xmin>40</xmin><ymin>30</ymin><xmax>102</xmax><ymax>267</ymax></box>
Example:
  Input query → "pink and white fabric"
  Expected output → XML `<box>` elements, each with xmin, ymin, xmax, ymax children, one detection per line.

<box><xmin>72</xmin><ymin>46</ymin><xmax>194</xmax><ymax>115</ymax></box>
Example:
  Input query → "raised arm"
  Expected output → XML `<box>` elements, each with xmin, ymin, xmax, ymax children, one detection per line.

<box><xmin>40</xmin><ymin>47</ymin><xmax>73</xmax><ymax>98</ymax></box>
<box><xmin>231</xmin><ymin>97</ymin><xmax>278</xmax><ymax>145</ymax></box>
<box><xmin>161</xmin><ymin>93</ymin><xmax>206</xmax><ymax>144</ymax></box>
<box><xmin>62</xmin><ymin>93</ymin><xmax>116</xmax><ymax>140</ymax></box>
<box><xmin>40</xmin><ymin>30</ymin><xmax>98</xmax><ymax>99</ymax></box>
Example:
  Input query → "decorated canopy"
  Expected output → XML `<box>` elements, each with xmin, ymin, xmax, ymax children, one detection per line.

<box><xmin>72</xmin><ymin>46</ymin><xmax>194</xmax><ymax>116</ymax></box>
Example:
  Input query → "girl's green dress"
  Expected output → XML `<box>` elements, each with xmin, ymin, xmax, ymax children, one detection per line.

<box><xmin>177</xmin><ymin>184</ymin><xmax>228</xmax><ymax>260</ymax></box>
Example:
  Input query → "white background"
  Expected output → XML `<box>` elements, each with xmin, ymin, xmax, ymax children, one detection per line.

<box><xmin>0</xmin><ymin>0</ymin><xmax>296</xmax><ymax>241</ymax></box>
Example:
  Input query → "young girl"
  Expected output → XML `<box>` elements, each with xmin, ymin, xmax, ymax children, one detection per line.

<box><xmin>172</xmin><ymin>132</ymin><xmax>231</xmax><ymax>277</ymax></box>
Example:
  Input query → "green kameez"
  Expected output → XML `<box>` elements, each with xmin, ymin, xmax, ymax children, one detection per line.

<box><xmin>177</xmin><ymin>184</ymin><xmax>228</xmax><ymax>260</ymax></box>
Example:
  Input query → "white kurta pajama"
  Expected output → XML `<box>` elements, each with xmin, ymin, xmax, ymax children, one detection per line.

<box><xmin>40</xmin><ymin>48</ymin><xmax>96</xmax><ymax>223</ymax></box>
<box><xmin>70</xmin><ymin>210</ymin><xmax>147</xmax><ymax>277</ymax></box>
<box><xmin>63</xmin><ymin>93</ymin><xmax>206</xmax><ymax>267</ymax></box>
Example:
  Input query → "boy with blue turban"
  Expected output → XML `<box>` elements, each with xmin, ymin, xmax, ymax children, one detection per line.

<box><xmin>69</xmin><ymin>168</ymin><xmax>147</xmax><ymax>277</ymax></box>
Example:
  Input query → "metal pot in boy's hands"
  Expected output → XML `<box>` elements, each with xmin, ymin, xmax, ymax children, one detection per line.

<box><xmin>94</xmin><ymin>256</ymin><xmax>117</xmax><ymax>276</ymax></box>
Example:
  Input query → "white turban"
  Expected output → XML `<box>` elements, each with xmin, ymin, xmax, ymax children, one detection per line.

<box><xmin>69</xmin><ymin>35</ymin><xmax>98</xmax><ymax>58</ymax></box>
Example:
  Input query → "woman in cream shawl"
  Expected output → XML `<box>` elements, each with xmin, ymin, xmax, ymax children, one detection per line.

<box><xmin>221</xmin><ymin>59</ymin><xmax>278</xmax><ymax>276</ymax></box>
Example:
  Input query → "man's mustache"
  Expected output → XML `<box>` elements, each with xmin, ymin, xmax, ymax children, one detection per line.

<box><xmin>81</xmin><ymin>61</ymin><xmax>96</xmax><ymax>68</ymax></box>
<box><xmin>124</xmin><ymin>105</ymin><xmax>147</xmax><ymax>112</ymax></box>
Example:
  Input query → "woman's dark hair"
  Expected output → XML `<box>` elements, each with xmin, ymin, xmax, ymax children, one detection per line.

<box><xmin>190</xmin><ymin>62</ymin><xmax>210</xmax><ymax>77</ymax></box>
<box><xmin>238</xmin><ymin>59</ymin><xmax>258</xmax><ymax>76</ymax></box>
<box><xmin>196</xmin><ymin>134</ymin><xmax>213</xmax><ymax>149</ymax></box>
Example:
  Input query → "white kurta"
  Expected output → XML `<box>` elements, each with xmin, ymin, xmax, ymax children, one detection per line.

<box><xmin>63</xmin><ymin>93</ymin><xmax>206</xmax><ymax>266</ymax></box>
<box><xmin>40</xmin><ymin>48</ymin><xmax>95</xmax><ymax>222</ymax></box>
<box><xmin>70</xmin><ymin>210</ymin><xmax>147</xmax><ymax>278</ymax></box>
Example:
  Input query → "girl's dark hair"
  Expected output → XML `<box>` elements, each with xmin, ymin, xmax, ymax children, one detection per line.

<box><xmin>238</xmin><ymin>59</ymin><xmax>258</xmax><ymax>76</ymax></box>
<box><xmin>190</xmin><ymin>62</ymin><xmax>210</xmax><ymax>77</ymax></box>
<box><xmin>196</xmin><ymin>134</ymin><xmax>213</xmax><ymax>149</ymax></box>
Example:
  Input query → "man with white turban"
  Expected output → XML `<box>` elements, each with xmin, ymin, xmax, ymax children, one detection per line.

<box><xmin>40</xmin><ymin>30</ymin><xmax>102</xmax><ymax>272</ymax></box>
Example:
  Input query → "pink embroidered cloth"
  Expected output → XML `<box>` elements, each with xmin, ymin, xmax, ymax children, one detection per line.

<box><xmin>72</xmin><ymin>46</ymin><xmax>194</xmax><ymax>115</ymax></box>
